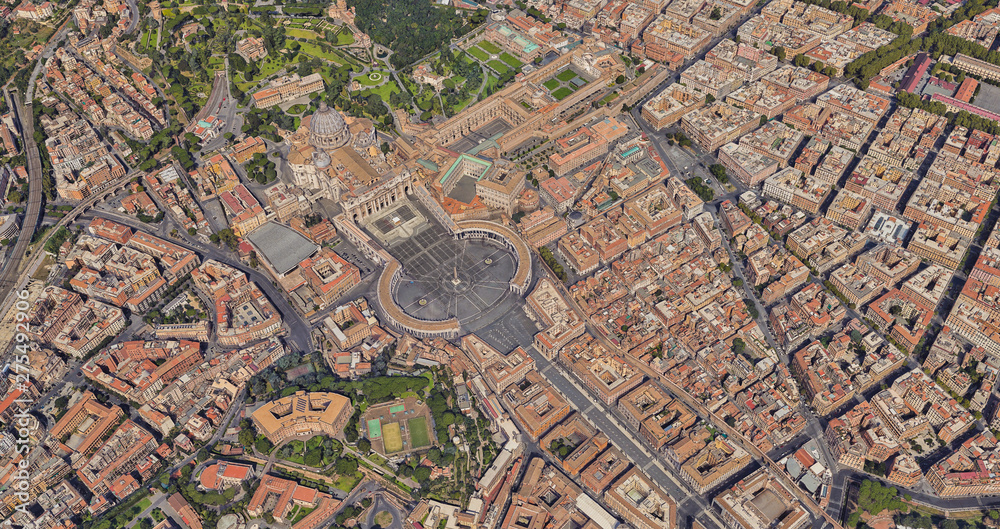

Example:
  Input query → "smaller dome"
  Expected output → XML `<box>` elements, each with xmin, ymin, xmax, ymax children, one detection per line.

<box><xmin>313</xmin><ymin>150</ymin><xmax>331</xmax><ymax>169</ymax></box>
<box><xmin>309</xmin><ymin>102</ymin><xmax>347</xmax><ymax>137</ymax></box>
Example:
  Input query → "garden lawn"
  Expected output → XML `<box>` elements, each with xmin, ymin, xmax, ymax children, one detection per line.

<box><xmin>336</xmin><ymin>31</ymin><xmax>355</xmax><ymax>45</ymax></box>
<box><xmin>207</xmin><ymin>56</ymin><xmax>225</xmax><ymax>71</ymax></box>
<box><xmin>542</xmin><ymin>78</ymin><xmax>560</xmax><ymax>91</ymax></box>
<box><xmin>141</xmin><ymin>28</ymin><xmax>157</xmax><ymax>52</ymax></box>
<box><xmin>290</xmin><ymin>506</ymin><xmax>315</xmax><ymax>524</ymax></box>
<box><xmin>467</xmin><ymin>46</ymin><xmax>490</xmax><ymax>62</ymax></box>
<box><xmin>333</xmin><ymin>472</ymin><xmax>361</xmax><ymax>492</ymax></box>
<box><xmin>499</xmin><ymin>52</ymin><xmax>523</xmax><ymax>69</ymax></box>
<box><xmin>244</xmin><ymin>58</ymin><xmax>285</xmax><ymax>84</ymax></box>
<box><xmin>452</xmin><ymin>96</ymin><xmax>475</xmax><ymax>114</ymax></box>
<box><xmin>600</xmin><ymin>92</ymin><xmax>620</xmax><ymax>105</ymax></box>
<box><xmin>479</xmin><ymin>40</ymin><xmax>502</xmax><ymax>54</ymax></box>
<box><xmin>487</xmin><ymin>60</ymin><xmax>509</xmax><ymax>74</ymax></box>
<box><xmin>299</xmin><ymin>42</ymin><xmax>347</xmax><ymax>65</ymax></box>
<box><xmin>552</xmin><ymin>87</ymin><xmax>573</xmax><ymax>100</ymax></box>
<box><xmin>556</xmin><ymin>69</ymin><xmax>578</xmax><ymax>82</ymax></box>
<box><xmin>357</xmin><ymin>72</ymin><xmax>388</xmax><ymax>86</ymax></box>
<box><xmin>286</xmin><ymin>28</ymin><xmax>319</xmax><ymax>40</ymax></box>
<box><xmin>486</xmin><ymin>73</ymin><xmax>500</xmax><ymax>92</ymax></box>
<box><xmin>359</xmin><ymin>80</ymin><xmax>401</xmax><ymax>100</ymax></box>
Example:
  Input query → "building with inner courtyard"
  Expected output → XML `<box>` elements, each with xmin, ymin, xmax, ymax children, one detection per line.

<box><xmin>250</xmin><ymin>391</ymin><xmax>353</xmax><ymax>444</ymax></box>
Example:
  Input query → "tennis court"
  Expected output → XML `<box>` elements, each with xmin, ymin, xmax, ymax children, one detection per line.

<box><xmin>383</xmin><ymin>423</ymin><xmax>403</xmax><ymax>453</ymax></box>
<box><xmin>408</xmin><ymin>417</ymin><xmax>431</xmax><ymax>448</ymax></box>
<box><xmin>367</xmin><ymin>419</ymin><xmax>382</xmax><ymax>438</ymax></box>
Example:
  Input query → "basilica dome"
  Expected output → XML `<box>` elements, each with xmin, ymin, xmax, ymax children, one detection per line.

<box><xmin>309</xmin><ymin>102</ymin><xmax>350</xmax><ymax>150</ymax></box>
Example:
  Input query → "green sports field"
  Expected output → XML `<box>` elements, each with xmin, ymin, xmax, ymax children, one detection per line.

<box><xmin>383</xmin><ymin>423</ymin><xmax>403</xmax><ymax>453</ymax></box>
<box><xmin>408</xmin><ymin>417</ymin><xmax>430</xmax><ymax>448</ymax></box>
<box><xmin>367</xmin><ymin>419</ymin><xmax>382</xmax><ymax>438</ymax></box>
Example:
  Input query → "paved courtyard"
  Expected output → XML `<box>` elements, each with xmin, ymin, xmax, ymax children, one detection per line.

<box><xmin>390</xmin><ymin>224</ymin><xmax>516</xmax><ymax>325</ymax></box>
<box><xmin>448</xmin><ymin>118</ymin><xmax>513</xmax><ymax>153</ymax></box>
<box><xmin>365</xmin><ymin>200</ymin><xmax>540</xmax><ymax>348</ymax></box>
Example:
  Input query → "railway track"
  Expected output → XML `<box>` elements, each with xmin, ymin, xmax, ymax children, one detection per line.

<box><xmin>0</xmin><ymin>95</ymin><xmax>43</xmax><ymax>304</ymax></box>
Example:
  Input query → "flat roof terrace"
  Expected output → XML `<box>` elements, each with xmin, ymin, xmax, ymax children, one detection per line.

<box><xmin>246</xmin><ymin>221</ymin><xmax>320</xmax><ymax>276</ymax></box>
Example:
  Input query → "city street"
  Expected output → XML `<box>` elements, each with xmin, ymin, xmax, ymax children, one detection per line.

<box><xmin>525</xmin><ymin>346</ymin><xmax>731</xmax><ymax>529</ymax></box>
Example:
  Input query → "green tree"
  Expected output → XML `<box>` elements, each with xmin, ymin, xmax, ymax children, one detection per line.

<box><xmin>335</xmin><ymin>457</ymin><xmax>359</xmax><ymax>475</ymax></box>
<box><xmin>413</xmin><ymin>466</ymin><xmax>432</xmax><ymax>482</ymax></box>
<box><xmin>255</xmin><ymin>436</ymin><xmax>273</xmax><ymax>454</ymax></box>
<box><xmin>357</xmin><ymin>438</ymin><xmax>372</xmax><ymax>452</ymax></box>
<box><xmin>239</xmin><ymin>428</ymin><xmax>255</xmax><ymax>448</ymax></box>
<box><xmin>304</xmin><ymin>447</ymin><xmax>323</xmax><ymax>467</ymax></box>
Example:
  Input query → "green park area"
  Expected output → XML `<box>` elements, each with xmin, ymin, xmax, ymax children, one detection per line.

<box><xmin>541</xmin><ymin>67</ymin><xmax>588</xmax><ymax>100</ymax></box>
<box><xmin>551</xmin><ymin>87</ymin><xmax>573</xmax><ymax>100</ymax></box>
<box><xmin>357</xmin><ymin>79</ymin><xmax>401</xmax><ymax>102</ymax></box>
<box><xmin>479</xmin><ymin>40</ymin><xmax>502</xmax><ymax>54</ymax></box>
<box><xmin>357</xmin><ymin>71</ymin><xmax>388</xmax><ymax>87</ymax></box>
<box><xmin>140</xmin><ymin>27</ymin><xmax>159</xmax><ymax>53</ymax></box>
<box><xmin>556</xmin><ymin>69</ymin><xmax>579</xmax><ymax>82</ymax></box>
<box><xmin>499</xmin><ymin>52</ymin><xmax>523</xmax><ymax>69</ymax></box>
<box><xmin>0</xmin><ymin>20</ymin><xmax>54</xmax><ymax>75</ymax></box>
<box><xmin>487</xmin><ymin>60</ymin><xmax>510</xmax><ymax>75</ymax></box>
<box><xmin>298</xmin><ymin>42</ymin><xmax>362</xmax><ymax>69</ymax></box>
<box><xmin>286</xmin><ymin>28</ymin><xmax>320</xmax><ymax>40</ymax></box>
<box><xmin>206</xmin><ymin>56</ymin><xmax>225</xmax><ymax>72</ymax></box>
<box><xmin>467</xmin><ymin>46</ymin><xmax>490</xmax><ymax>61</ymax></box>
<box><xmin>443</xmin><ymin>75</ymin><xmax>465</xmax><ymax>90</ymax></box>
<box><xmin>336</xmin><ymin>31</ymin><xmax>355</xmax><ymax>45</ymax></box>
